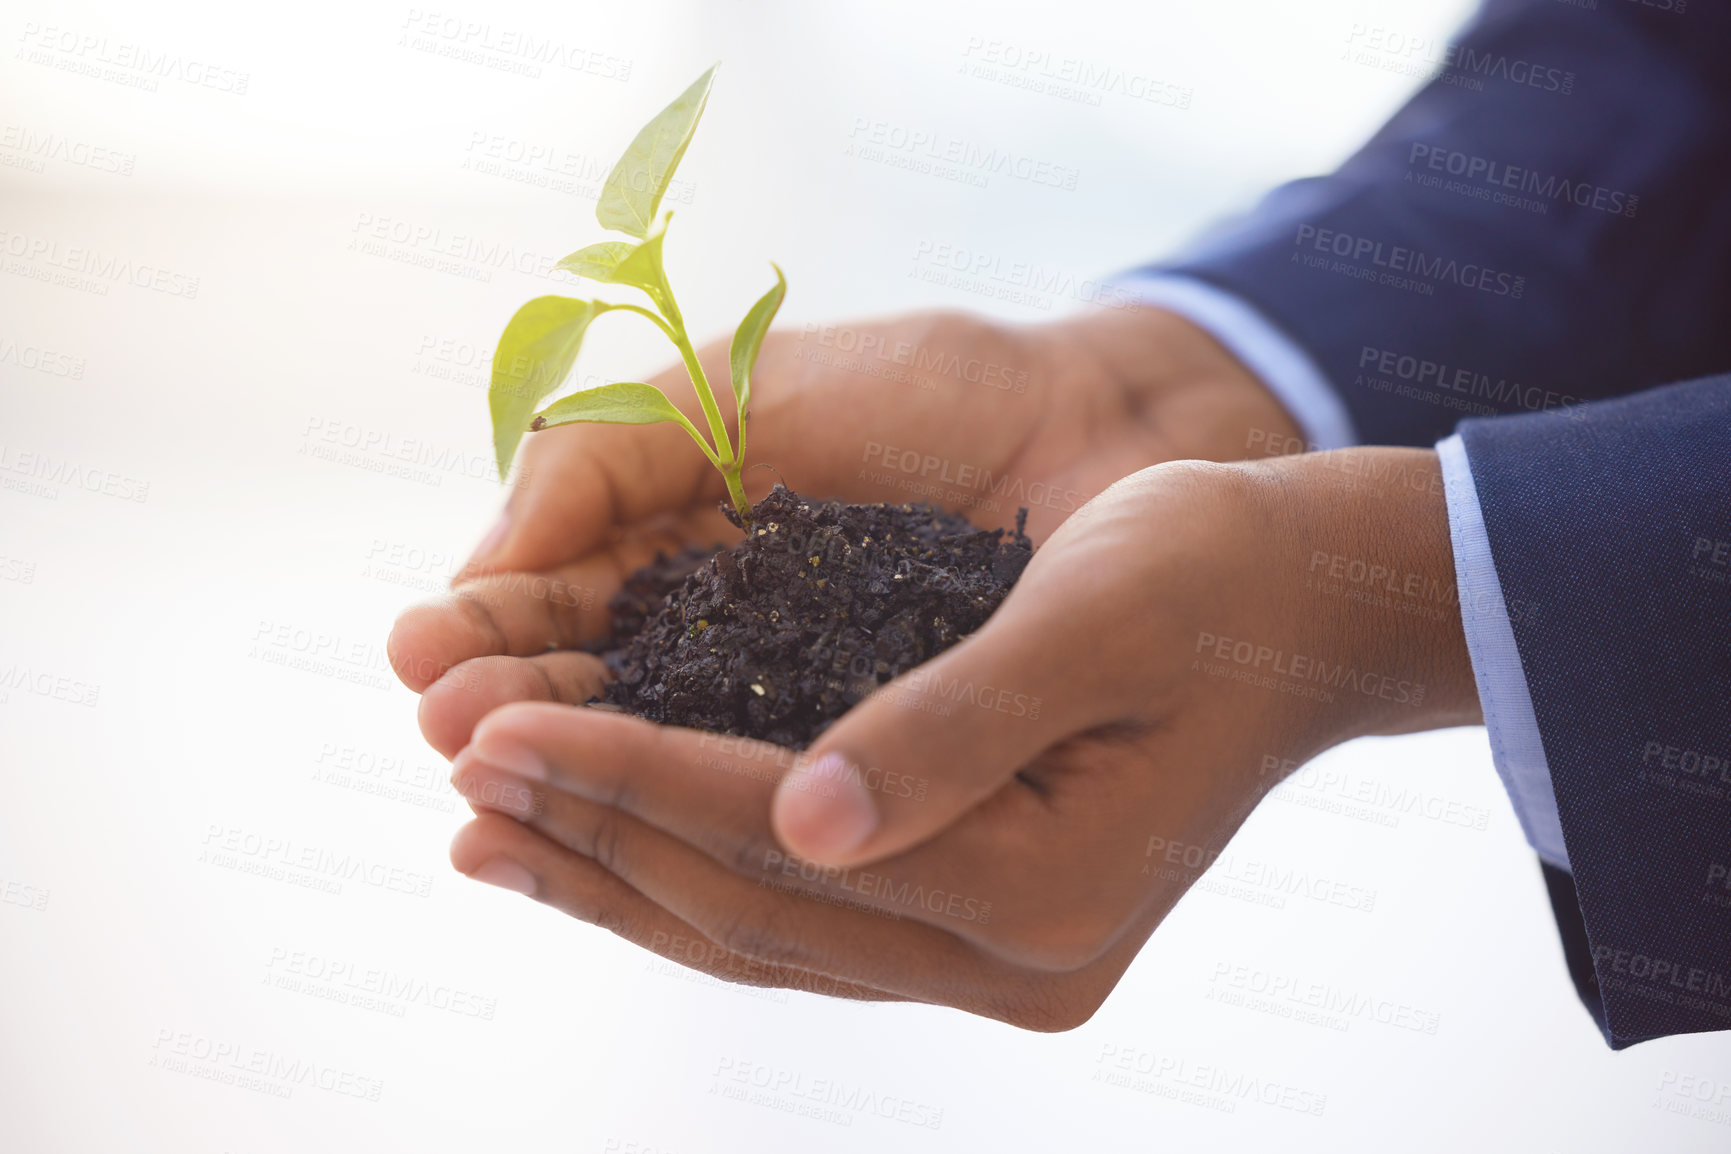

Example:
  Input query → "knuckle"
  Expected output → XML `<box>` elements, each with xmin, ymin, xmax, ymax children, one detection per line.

<box><xmin>710</xmin><ymin>906</ymin><xmax>804</xmax><ymax>970</ymax></box>
<box><xmin>727</xmin><ymin>830</ymin><xmax>785</xmax><ymax>880</ymax></box>
<box><xmin>452</xmin><ymin>591</ymin><xmax>512</xmax><ymax>653</ymax></box>
<box><xmin>587</xmin><ymin>900</ymin><xmax>631</xmax><ymax>940</ymax></box>
<box><xmin>587</xmin><ymin>809</ymin><xmax>629</xmax><ymax>877</ymax></box>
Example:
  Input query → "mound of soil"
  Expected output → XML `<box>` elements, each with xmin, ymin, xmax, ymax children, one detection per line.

<box><xmin>590</xmin><ymin>485</ymin><xmax>1032</xmax><ymax>749</ymax></box>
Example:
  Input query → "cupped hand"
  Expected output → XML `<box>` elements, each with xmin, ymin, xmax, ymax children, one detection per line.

<box><xmin>387</xmin><ymin>305</ymin><xmax>1302</xmax><ymax>758</ymax></box>
<box><xmin>441</xmin><ymin>449</ymin><xmax>1481</xmax><ymax>1028</ymax></box>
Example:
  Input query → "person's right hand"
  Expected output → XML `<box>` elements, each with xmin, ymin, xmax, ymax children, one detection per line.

<box><xmin>387</xmin><ymin>304</ymin><xmax>1305</xmax><ymax>758</ymax></box>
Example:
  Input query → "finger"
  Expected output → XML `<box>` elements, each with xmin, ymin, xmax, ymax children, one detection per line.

<box><xmin>449</xmin><ymin>816</ymin><xmax>902</xmax><ymax>1002</ymax></box>
<box><xmin>449</xmin><ymin>768</ymin><xmax>1044</xmax><ymax>1015</ymax></box>
<box><xmin>417</xmin><ymin>652</ymin><xmax>611</xmax><ymax>759</ymax></box>
<box><xmin>457</xmin><ymin>704</ymin><xmax>1056</xmax><ymax>952</ymax></box>
<box><xmin>459</xmin><ymin>344</ymin><xmax>741</xmax><ymax>581</ymax></box>
<box><xmin>388</xmin><ymin>511</ymin><xmax>728</xmax><ymax>693</ymax></box>
<box><xmin>770</xmin><ymin>576</ymin><xmax>1110</xmax><ymax>867</ymax></box>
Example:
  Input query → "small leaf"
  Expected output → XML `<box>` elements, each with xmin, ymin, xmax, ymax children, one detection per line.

<box><xmin>531</xmin><ymin>382</ymin><xmax>708</xmax><ymax>457</ymax></box>
<box><xmin>557</xmin><ymin>224</ymin><xmax>673</xmax><ymax>311</ymax></box>
<box><xmin>554</xmin><ymin>241</ymin><xmax>637</xmax><ymax>282</ymax></box>
<box><xmin>597</xmin><ymin>64</ymin><xmax>717</xmax><ymax>239</ymax></box>
<box><xmin>489</xmin><ymin>296</ymin><xmax>605</xmax><ymax>480</ymax></box>
<box><xmin>729</xmin><ymin>263</ymin><xmax>786</xmax><ymax>462</ymax></box>
<box><xmin>608</xmin><ymin>224</ymin><xmax>672</xmax><ymax>307</ymax></box>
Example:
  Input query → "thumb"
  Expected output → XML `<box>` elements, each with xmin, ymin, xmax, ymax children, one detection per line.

<box><xmin>456</xmin><ymin>404</ymin><xmax>713</xmax><ymax>582</ymax></box>
<box><xmin>770</xmin><ymin>596</ymin><xmax>1097</xmax><ymax>868</ymax></box>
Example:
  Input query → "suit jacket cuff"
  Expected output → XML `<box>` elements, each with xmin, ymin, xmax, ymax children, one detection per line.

<box><xmin>1436</xmin><ymin>433</ymin><xmax>1570</xmax><ymax>869</ymax></box>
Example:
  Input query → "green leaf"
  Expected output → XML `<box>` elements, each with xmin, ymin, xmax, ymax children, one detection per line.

<box><xmin>597</xmin><ymin>64</ymin><xmax>717</xmax><ymax>239</ymax></box>
<box><xmin>555</xmin><ymin>224</ymin><xmax>672</xmax><ymax>311</ymax></box>
<box><xmin>729</xmin><ymin>263</ymin><xmax>786</xmax><ymax>462</ymax></box>
<box><xmin>530</xmin><ymin>382</ymin><xmax>716</xmax><ymax>463</ymax></box>
<box><xmin>554</xmin><ymin>241</ymin><xmax>637</xmax><ymax>282</ymax></box>
<box><xmin>489</xmin><ymin>296</ymin><xmax>605</xmax><ymax>480</ymax></box>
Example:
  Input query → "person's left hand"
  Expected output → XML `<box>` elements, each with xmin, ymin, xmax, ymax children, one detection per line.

<box><xmin>444</xmin><ymin>449</ymin><xmax>1483</xmax><ymax>1027</ymax></box>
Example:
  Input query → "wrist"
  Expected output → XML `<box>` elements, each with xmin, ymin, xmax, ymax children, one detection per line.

<box><xmin>1246</xmin><ymin>447</ymin><xmax>1482</xmax><ymax>756</ymax></box>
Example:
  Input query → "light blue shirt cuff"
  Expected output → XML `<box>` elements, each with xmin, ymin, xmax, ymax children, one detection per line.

<box><xmin>1437</xmin><ymin>433</ymin><xmax>1570</xmax><ymax>871</ymax></box>
<box><xmin>1112</xmin><ymin>273</ymin><xmax>1359</xmax><ymax>451</ymax></box>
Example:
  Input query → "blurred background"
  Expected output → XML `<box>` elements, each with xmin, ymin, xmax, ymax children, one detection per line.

<box><xmin>4</xmin><ymin>0</ymin><xmax>1726</xmax><ymax>1149</ymax></box>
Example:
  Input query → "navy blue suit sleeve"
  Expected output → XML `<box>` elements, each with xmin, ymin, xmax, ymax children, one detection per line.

<box><xmin>1458</xmin><ymin>375</ymin><xmax>1731</xmax><ymax>1047</ymax></box>
<box><xmin>1152</xmin><ymin>0</ymin><xmax>1731</xmax><ymax>445</ymax></box>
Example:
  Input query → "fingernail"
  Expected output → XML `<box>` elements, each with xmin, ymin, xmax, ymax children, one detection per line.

<box><xmin>471</xmin><ymin>736</ymin><xmax>547</xmax><ymax>781</ymax></box>
<box><xmin>775</xmin><ymin>752</ymin><xmax>878</xmax><ymax>859</ymax></box>
<box><xmin>470</xmin><ymin>858</ymin><xmax>536</xmax><ymax>896</ymax></box>
<box><xmin>466</xmin><ymin>508</ymin><xmax>511</xmax><ymax>571</ymax></box>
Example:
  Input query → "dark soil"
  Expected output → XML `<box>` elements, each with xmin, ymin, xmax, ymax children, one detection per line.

<box><xmin>588</xmin><ymin>485</ymin><xmax>1033</xmax><ymax>749</ymax></box>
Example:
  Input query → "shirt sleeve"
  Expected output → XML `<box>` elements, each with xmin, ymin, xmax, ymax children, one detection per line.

<box><xmin>1436</xmin><ymin>433</ymin><xmax>1569</xmax><ymax>868</ymax></box>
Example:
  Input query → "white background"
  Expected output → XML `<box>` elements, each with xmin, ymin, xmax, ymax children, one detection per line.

<box><xmin>4</xmin><ymin>0</ymin><xmax>1728</xmax><ymax>1150</ymax></box>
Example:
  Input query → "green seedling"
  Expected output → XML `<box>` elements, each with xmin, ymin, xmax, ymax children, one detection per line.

<box><xmin>488</xmin><ymin>63</ymin><xmax>784</xmax><ymax>521</ymax></box>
